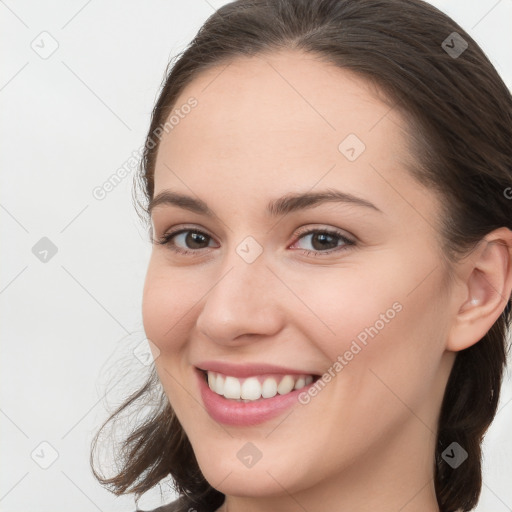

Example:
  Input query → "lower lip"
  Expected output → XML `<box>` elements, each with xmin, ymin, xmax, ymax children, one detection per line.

<box><xmin>196</xmin><ymin>368</ymin><xmax>313</xmax><ymax>426</ymax></box>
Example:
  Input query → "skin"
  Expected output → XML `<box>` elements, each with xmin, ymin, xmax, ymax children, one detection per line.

<box><xmin>142</xmin><ymin>50</ymin><xmax>512</xmax><ymax>512</ymax></box>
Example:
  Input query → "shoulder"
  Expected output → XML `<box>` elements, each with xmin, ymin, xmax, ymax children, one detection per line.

<box><xmin>135</xmin><ymin>492</ymin><xmax>224</xmax><ymax>512</ymax></box>
<box><xmin>135</xmin><ymin>496</ymin><xmax>190</xmax><ymax>512</ymax></box>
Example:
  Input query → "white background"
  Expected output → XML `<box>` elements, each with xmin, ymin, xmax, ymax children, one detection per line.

<box><xmin>1</xmin><ymin>1</ymin><xmax>511</xmax><ymax>511</ymax></box>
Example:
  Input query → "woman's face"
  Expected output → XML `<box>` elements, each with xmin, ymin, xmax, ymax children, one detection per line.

<box><xmin>142</xmin><ymin>51</ymin><xmax>458</xmax><ymax>505</ymax></box>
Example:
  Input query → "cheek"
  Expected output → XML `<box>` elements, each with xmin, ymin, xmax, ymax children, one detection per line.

<box><xmin>141</xmin><ymin>264</ymin><xmax>200</xmax><ymax>420</ymax></box>
<box><xmin>280</xmin><ymin>262</ymin><xmax>404</xmax><ymax>361</ymax></box>
<box><xmin>294</xmin><ymin>252</ymin><xmax>450</xmax><ymax>399</ymax></box>
<box><xmin>141</xmin><ymin>261</ymin><xmax>197</xmax><ymax>349</ymax></box>
<box><xmin>330</xmin><ymin>267</ymin><xmax>451</xmax><ymax>431</ymax></box>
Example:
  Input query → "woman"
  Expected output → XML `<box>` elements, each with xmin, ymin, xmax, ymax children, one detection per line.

<box><xmin>91</xmin><ymin>1</ymin><xmax>512</xmax><ymax>511</ymax></box>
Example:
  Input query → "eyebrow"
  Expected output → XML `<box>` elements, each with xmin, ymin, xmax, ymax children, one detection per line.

<box><xmin>148</xmin><ymin>188</ymin><xmax>382</xmax><ymax>217</ymax></box>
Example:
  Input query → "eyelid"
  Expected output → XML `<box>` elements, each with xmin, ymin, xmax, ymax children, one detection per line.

<box><xmin>292</xmin><ymin>224</ymin><xmax>355</xmax><ymax>242</ymax></box>
<box><xmin>155</xmin><ymin>223</ymin><xmax>215</xmax><ymax>240</ymax></box>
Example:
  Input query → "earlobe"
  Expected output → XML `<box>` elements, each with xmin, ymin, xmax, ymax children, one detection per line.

<box><xmin>446</xmin><ymin>227</ymin><xmax>512</xmax><ymax>352</ymax></box>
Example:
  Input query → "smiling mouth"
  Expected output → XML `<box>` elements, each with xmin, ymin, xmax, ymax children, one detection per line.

<box><xmin>199</xmin><ymin>369</ymin><xmax>321</xmax><ymax>402</ymax></box>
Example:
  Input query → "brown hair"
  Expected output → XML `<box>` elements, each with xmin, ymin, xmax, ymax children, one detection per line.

<box><xmin>90</xmin><ymin>1</ymin><xmax>512</xmax><ymax>511</ymax></box>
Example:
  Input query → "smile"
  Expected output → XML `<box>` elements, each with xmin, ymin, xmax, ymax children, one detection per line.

<box><xmin>204</xmin><ymin>370</ymin><xmax>315</xmax><ymax>402</ymax></box>
<box><xmin>196</xmin><ymin>367</ymin><xmax>320</xmax><ymax>426</ymax></box>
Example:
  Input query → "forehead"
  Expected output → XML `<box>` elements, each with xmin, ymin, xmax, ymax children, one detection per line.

<box><xmin>153</xmin><ymin>50</ymin><xmax>435</xmax><ymax>222</ymax></box>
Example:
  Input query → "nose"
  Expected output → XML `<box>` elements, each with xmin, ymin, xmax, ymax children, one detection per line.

<box><xmin>195</xmin><ymin>255</ymin><xmax>285</xmax><ymax>347</ymax></box>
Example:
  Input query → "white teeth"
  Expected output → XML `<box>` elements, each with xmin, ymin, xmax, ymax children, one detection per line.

<box><xmin>208</xmin><ymin>371</ymin><xmax>216</xmax><ymax>389</ymax></box>
<box><xmin>294</xmin><ymin>377</ymin><xmax>305</xmax><ymax>390</ymax></box>
<box><xmin>241</xmin><ymin>377</ymin><xmax>261</xmax><ymax>400</ymax></box>
<box><xmin>261</xmin><ymin>377</ymin><xmax>277</xmax><ymax>398</ymax></box>
<box><xmin>205</xmin><ymin>371</ymin><xmax>314</xmax><ymax>401</ymax></box>
<box><xmin>277</xmin><ymin>375</ymin><xmax>295</xmax><ymax>395</ymax></box>
<box><xmin>215</xmin><ymin>374</ymin><xmax>224</xmax><ymax>395</ymax></box>
<box><xmin>223</xmin><ymin>376</ymin><xmax>241</xmax><ymax>399</ymax></box>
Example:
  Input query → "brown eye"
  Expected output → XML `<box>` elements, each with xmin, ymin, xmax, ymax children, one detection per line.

<box><xmin>180</xmin><ymin>231</ymin><xmax>211</xmax><ymax>249</ymax></box>
<box><xmin>291</xmin><ymin>228</ymin><xmax>355</xmax><ymax>256</ymax></box>
<box><xmin>156</xmin><ymin>228</ymin><xmax>217</xmax><ymax>255</ymax></box>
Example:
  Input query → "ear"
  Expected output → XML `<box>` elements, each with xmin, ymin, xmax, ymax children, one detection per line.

<box><xmin>446</xmin><ymin>227</ymin><xmax>512</xmax><ymax>352</ymax></box>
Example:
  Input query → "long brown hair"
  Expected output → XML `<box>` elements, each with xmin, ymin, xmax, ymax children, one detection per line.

<box><xmin>90</xmin><ymin>1</ymin><xmax>512</xmax><ymax>511</ymax></box>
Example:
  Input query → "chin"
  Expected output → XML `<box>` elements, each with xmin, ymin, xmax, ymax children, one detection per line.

<box><xmin>199</xmin><ymin>459</ymin><xmax>295</xmax><ymax>498</ymax></box>
<box><xmin>191</xmin><ymin>438</ymin><xmax>314</xmax><ymax>499</ymax></box>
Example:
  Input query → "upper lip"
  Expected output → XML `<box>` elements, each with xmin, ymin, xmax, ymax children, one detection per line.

<box><xmin>196</xmin><ymin>361</ymin><xmax>319</xmax><ymax>378</ymax></box>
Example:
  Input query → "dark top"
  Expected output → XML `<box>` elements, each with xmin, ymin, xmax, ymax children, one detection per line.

<box><xmin>136</xmin><ymin>495</ymin><xmax>223</xmax><ymax>512</ymax></box>
<box><xmin>136</xmin><ymin>496</ymin><xmax>186</xmax><ymax>512</ymax></box>
<box><xmin>136</xmin><ymin>496</ymin><xmax>189</xmax><ymax>512</ymax></box>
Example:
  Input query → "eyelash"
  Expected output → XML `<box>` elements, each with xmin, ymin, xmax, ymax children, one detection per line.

<box><xmin>155</xmin><ymin>226</ymin><xmax>356</xmax><ymax>257</ymax></box>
